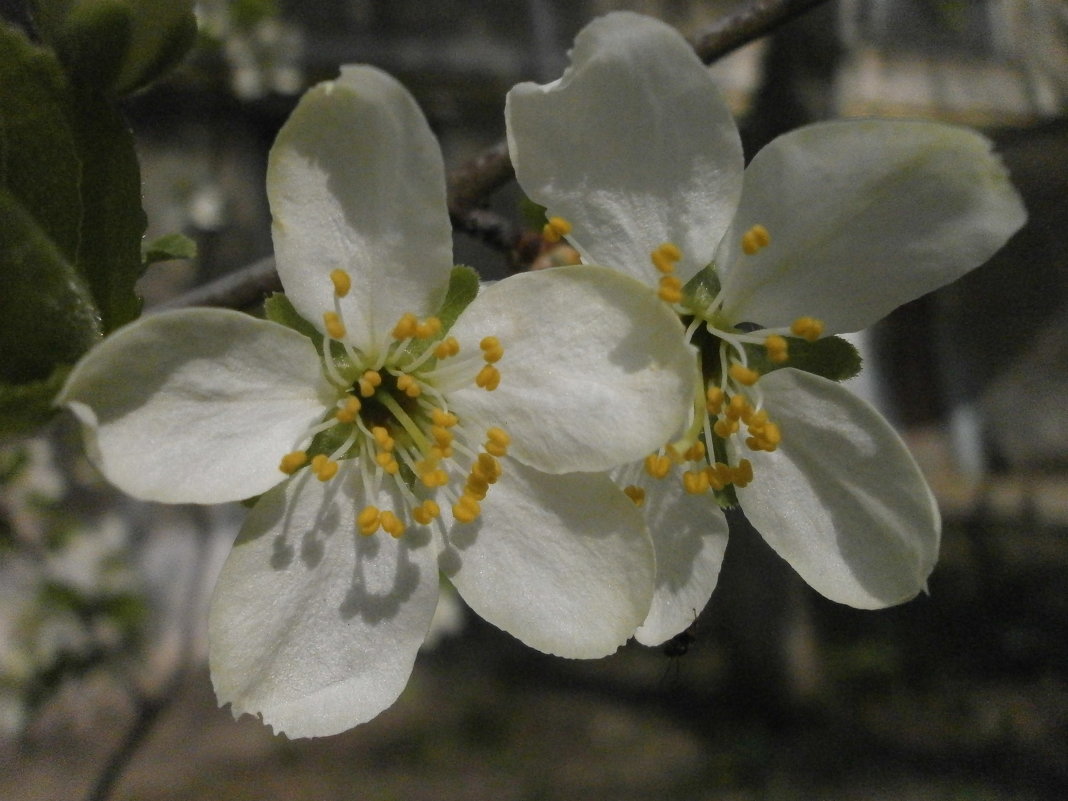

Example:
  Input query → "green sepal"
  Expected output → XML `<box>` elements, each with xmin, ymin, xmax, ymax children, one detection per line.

<box><xmin>142</xmin><ymin>232</ymin><xmax>197</xmax><ymax>266</ymax></box>
<box><xmin>263</xmin><ymin>292</ymin><xmax>321</xmax><ymax>342</ymax></box>
<box><xmin>307</xmin><ymin>425</ymin><xmax>353</xmax><ymax>462</ymax></box>
<box><xmin>436</xmin><ymin>265</ymin><xmax>480</xmax><ymax>334</ymax></box>
<box><xmin>681</xmin><ymin>263</ymin><xmax>722</xmax><ymax>313</ymax></box>
<box><xmin>264</xmin><ymin>292</ymin><xmax>354</xmax><ymax>379</ymax></box>
<box><xmin>713</xmin><ymin>486</ymin><xmax>739</xmax><ymax>509</ymax></box>
<box><xmin>743</xmin><ymin>334</ymin><xmax>862</xmax><ymax>383</ymax></box>
<box><xmin>519</xmin><ymin>198</ymin><xmax>548</xmax><ymax>231</ymax></box>
<box><xmin>0</xmin><ymin>366</ymin><xmax>71</xmax><ymax>440</ymax></box>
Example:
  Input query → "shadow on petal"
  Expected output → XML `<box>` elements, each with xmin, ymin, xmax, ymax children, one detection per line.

<box><xmin>340</xmin><ymin>533</ymin><xmax>423</xmax><ymax>624</ymax></box>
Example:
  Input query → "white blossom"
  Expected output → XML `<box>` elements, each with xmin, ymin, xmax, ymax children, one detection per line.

<box><xmin>506</xmin><ymin>12</ymin><xmax>1027</xmax><ymax>643</ymax></box>
<box><xmin>60</xmin><ymin>65</ymin><xmax>696</xmax><ymax>735</ymax></box>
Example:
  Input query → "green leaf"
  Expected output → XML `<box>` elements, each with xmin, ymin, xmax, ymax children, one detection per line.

<box><xmin>0</xmin><ymin>366</ymin><xmax>71</xmax><ymax>440</ymax></box>
<box><xmin>0</xmin><ymin>188</ymin><xmax>100</xmax><ymax>384</ymax></box>
<box><xmin>29</xmin><ymin>0</ymin><xmax>198</xmax><ymax>96</ymax></box>
<box><xmin>0</xmin><ymin>26</ymin><xmax>83</xmax><ymax>268</ymax></box>
<box><xmin>0</xmin><ymin>22</ymin><xmax>146</xmax><ymax>335</ymax></box>
<box><xmin>437</xmin><ymin>265</ymin><xmax>480</xmax><ymax>334</ymax></box>
<box><xmin>142</xmin><ymin>232</ymin><xmax>197</xmax><ymax>266</ymax></box>
<box><xmin>67</xmin><ymin>83</ymin><xmax>147</xmax><ymax>331</ymax></box>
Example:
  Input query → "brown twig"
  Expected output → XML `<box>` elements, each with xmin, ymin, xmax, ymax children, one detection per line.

<box><xmin>690</xmin><ymin>0</ymin><xmax>832</xmax><ymax>64</ymax></box>
<box><xmin>161</xmin><ymin>0</ymin><xmax>831</xmax><ymax>311</ymax></box>
<box><xmin>152</xmin><ymin>256</ymin><xmax>281</xmax><ymax>312</ymax></box>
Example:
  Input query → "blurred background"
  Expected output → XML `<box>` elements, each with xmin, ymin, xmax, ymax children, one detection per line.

<box><xmin>2</xmin><ymin>1</ymin><xmax>1067</xmax><ymax>799</ymax></box>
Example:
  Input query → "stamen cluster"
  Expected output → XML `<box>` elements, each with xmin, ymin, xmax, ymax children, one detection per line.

<box><xmin>275</xmin><ymin>269</ymin><xmax>511</xmax><ymax>537</ymax></box>
<box><xmin>633</xmin><ymin>227</ymin><xmax>826</xmax><ymax>502</ymax></box>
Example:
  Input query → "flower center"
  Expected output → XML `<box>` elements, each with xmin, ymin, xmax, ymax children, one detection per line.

<box><xmin>276</xmin><ymin>269</ymin><xmax>510</xmax><ymax>537</ymax></box>
<box><xmin>630</xmin><ymin>229</ymin><xmax>825</xmax><ymax>504</ymax></box>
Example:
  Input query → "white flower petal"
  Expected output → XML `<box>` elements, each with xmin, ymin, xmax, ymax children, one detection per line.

<box><xmin>58</xmin><ymin>309</ymin><xmax>331</xmax><ymax>504</ymax></box>
<box><xmin>716</xmin><ymin>120</ymin><xmax>1027</xmax><ymax>333</ymax></box>
<box><xmin>506</xmin><ymin>11</ymin><xmax>743</xmax><ymax>284</ymax></box>
<box><xmin>439</xmin><ymin>461</ymin><xmax>654</xmax><ymax>658</ymax></box>
<box><xmin>735</xmin><ymin>369</ymin><xmax>940</xmax><ymax>608</ymax></box>
<box><xmin>209</xmin><ymin>464</ymin><xmax>440</xmax><ymax>738</ymax></box>
<box><xmin>447</xmin><ymin>265</ymin><xmax>697</xmax><ymax>473</ymax></box>
<box><xmin>268</xmin><ymin>65</ymin><xmax>453</xmax><ymax>352</ymax></box>
<box><xmin>619</xmin><ymin>465</ymin><xmax>729</xmax><ymax>646</ymax></box>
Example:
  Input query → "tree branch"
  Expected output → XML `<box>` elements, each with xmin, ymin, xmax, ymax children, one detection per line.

<box><xmin>83</xmin><ymin>507</ymin><xmax>217</xmax><ymax>801</ymax></box>
<box><xmin>690</xmin><ymin>0</ymin><xmax>832</xmax><ymax>64</ymax></box>
<box><xmin>161</xmin><ymin>0</ymin><xmax>832</xmax><ymax>311</ymax></box>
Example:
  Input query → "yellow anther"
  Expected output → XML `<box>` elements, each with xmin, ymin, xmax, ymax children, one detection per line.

<box><xmin>334</xmin><ymin>395</ymin><xmax>362</xmax><ymax>424</ymax></box>
<box><xmin>623</xmin><ymin>485</ymin><xmax>646</xmax><ymax>507</ymax></box>
<box><xmin>658</xmin><ymin>275</ymin><xmax>683</xmax><ymax>304</ymax></box>
<box><xmin>729</xmin><ymin>363</ymin><xmax>760</xmax><ymax>386</ymax></box>
<box><xmin>391</xmin><ymin>312</ymin><xmax>418</xmax><ymax>340</ymax></box>
<box><xmin>279</xmin><ymin>450</ymin><xmax>308</xmax><ymax>474</ymax></box>
<box><xmin>310</xmin><ymin>454</ymin><xmax>339</xmax><ymax>481</ymax></box>
<box><xmin>475</xmin><ymin>364</ymin><xmax>501</xmax><ymax>391</ymax></box>
<box><xmin>371</xmin><ymin>426</ymin><xmax>394</xmax><ymax>451</ymax></box>
<box><xmin>420</xmin><ymin>467</ymin><xmax>449</xmax><ymax>488</ymax></box>
<box><xmin>741</xmin><ymin>224</ymin><xmax>771</xmax><ymax>255</ymax></box>
<box><xmin>791</xmin><ymin>316</ymin><xmax>824</xmax><ymax>342</ymax></box>
<box><xmin>731</xmin><ymin>459</ymin><xmax>754</xmax><ymax>487</ymax></box>
<box><xmin>480</xmin><ymin>336</ymin><xmax>504</xmax><ymax>363</ymax></box>
<box><xmin>485</xmin><ymin>427</ymin><xmax>510</xmax><ymax>457</ymax></box>
<box><xmin>434</xmin><ymin>337</ymin><xmax>460</xmax><ymax>359</ymax></box>
<box><xmin>395</xmin><ymin>373</ymin><xmax>421</xmax><ymax>398</ymax></box>
<box><xmin>431</xmin><ymin>408</ymin><xmax>458</xmax><ymax>428</ymax></box>
<box><xmin>747</xmin><ymin>420</ymin><xmax>782</xmax><ymax>453</ymax></box>
<box><xmin>747</xmin><ymin>409</ymin><xmax>769</xmax><ymax>429</ymax></box>
<box><xmin>763</xmin><ymin>422</ymin><xmax>781</xmax><ymax>447</ymax></box>
<box><xmin>475</xmin><ymin>452</ymin><xmax>502</xmax><ymax>483</ymax></box>
<box><xmin>465</xmin><ymin>475</ymin><xmax>490</xmax><ymax>501</ymax></box>
<box><xmin>358</xmin><ymin>370</ymin><xmax>382</xmax><ymax>397</ymax></box>
<box><xmin>412</xmin><ymin>500</ymin><xmax>441</xmax><ymax>525</ymax></box>
<box><xmin>330</xmin><ymin>269</ymin><xmax>352</xmax><ymax>297</ymax></box>
<box><xmin>682</xmin><ymin>469</ymin><xmax>711</xmax><ymax>495</ymax></box>
<box><xmin>453</xmin><ymin>494</ymin><xmax>481</xmax><ymax>523</ymax></box>
<box><xmin>357</xmin><ymin>506</ymin><xmax>381</xmax><ymax>536</ymax></box>
<box><xmin>705</xmin><ymin>463</ymin><xmax>728</xmax><ymax>491</ymax></box>
<box><xmin>643</xmin><ymin>453</ymin><xmax>672</xmax><ymax>480</ymax></box>
<box><xmin>430</xmin><ymin>425</ymin><xmax>454</xmax><ymax>449</ymax></box>
<box><xmin>323</xmin><ymin>311</ymin><xmax>346</xmax><ymax>340</ymax></box>
<box><xmin>431</xmin><ymin>445</ymin><xmax>453</xmax><ymax>460</ymax></box>
<box><xmin>684</xmin><ymin>441</ymin><xmax>706</xmax><ymax>461</ymax></box>
<box><xmin>375</xmin><ymin>451</ymin><xmax>399</xmax><ymax>474</ymax></box>
<box><xmin>765</xmin><ymin>334</ymin><xmax>789</xmax><ymax>363</ymax></box>
<box><xmin>542</xmin><ymin>216</ymin><xmax>572</xmax><ymax>243</ymax></box>
<box><xmin>415</xmin><ymin>317</ymin><xmax>441</xmax><ymax>339</ymax></box>
<box><xmin>713</xmin><ymin>418</ymin><xmax>738</xmax><ymax>438</ymax></box>
<box><xmin>706</xmin><ymin>386</ymin><xmax>725</xmax><ymax>414</ymax></box>
<box><xmin>380</xmin><ymin>510</ymin><xmax>405</xmax><ymax>538</ymax></box>
<box><xmin>726</xmin><ymin>393</ymin><xmax>750</xmax><ymax>420</ymax></box>
<box><xmin>658</xmin><ymin>242</ymin><xmax>683</xmax><ymax>261</ymax></box>
<box><xmin>651</xmin><ymin>243</ymin><xmax>682</xmax><ymax>274</ymax></box>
